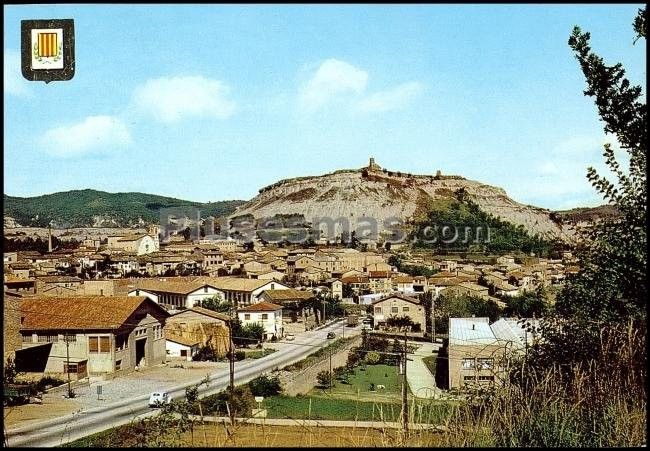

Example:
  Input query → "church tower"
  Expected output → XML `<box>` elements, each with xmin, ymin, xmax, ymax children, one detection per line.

<box><xmin>148</xmin><ymin>224</ymin><xmax>160</xmax><ymax>251</ymax></box>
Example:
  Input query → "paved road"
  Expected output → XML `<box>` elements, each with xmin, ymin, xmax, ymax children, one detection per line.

<box><xmin>406</xmin><ymin>342</ymin><xmax>443</xmax><ymax>399</ymax></box>
<box><xmin>6</xmin><ymin>319</ymin><xmax>354</xmax><ymax>448</ymax></box>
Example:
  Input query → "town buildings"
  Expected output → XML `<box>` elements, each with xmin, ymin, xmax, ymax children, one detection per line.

<box><xmin>17</xmin><ymin>296</ymin><xmax>169</xmax><ymax>377</ymax></box>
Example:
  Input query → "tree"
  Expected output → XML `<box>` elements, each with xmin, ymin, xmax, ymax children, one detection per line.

<box><xmin>180</xmin><ymin>227</ymin><xmax>192</xmax><ymax>241</ymax></box>
<box><xmin>364</xmin><ymin>351</ymin><xmax>381</xmax><ymax>365</ymax></box>
<box><xmin>503</xmin><ymin>289</ymin><xmax>550</xmax><ymax>318</ymax></box>
<box><xmin>241</xmin><ymin>323</ymin><xmax>265</xmax><ymax>344</ymax></box>
<box><xmin>522</xmin><ymin>5</ymin><xmax>646</xmax><ymax>388</ymax></box>
<box><xmin>386</xmin><ymin>315</ymin><xmax>414</xmax><ymax>331</ymax></box>
<box><xmin>316</xmin><ymin>370</ymin><xmax>333</xmax><ymax>388</ymax></box>
<box><xmin>556</xmin><ymin>10</ymin><xmax>647</xmax><ymax>323</ymax></box>
<box><xmin>197</xmin><ymin>295</ymin><xmax>232</xmax><ymax>314</ymax></box>
<box><xmin>248</xmin><ymin>374</ymin><xmax>282</xmax><ymax>397</ymax></box>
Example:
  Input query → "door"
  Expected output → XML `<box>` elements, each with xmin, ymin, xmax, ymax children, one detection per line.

<box><xmin>135</xmin><ymin>338</ymin><xmax>146</xmax><ymax>366</ymax></box>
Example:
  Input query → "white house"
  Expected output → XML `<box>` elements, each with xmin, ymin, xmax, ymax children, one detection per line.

<box><xmin>165</xmin><ymin>334</ymin><xmax>200</xmax><ymax>361</ymax></box>
<box><xmin>128</xmin><ymin>281</ymin><xmax>224</xmax><ymax>310</ymax></box>
<box><xmin>237</xmin><ymin>301</ymin><xmax>283</xmax><ymax>341</ymax></box>
<box><xmin>209</xmin><ymin>277</ymin><xmax>290</xmax><ymax>307</ymax></box>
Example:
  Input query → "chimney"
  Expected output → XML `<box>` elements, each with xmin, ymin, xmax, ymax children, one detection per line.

<box><xmin>472</xmin><ymin>324</ymin><xmax>475</xmax><ymax>330</ymax></box>
<box><xmin>48</xmin><ymin>226</ymin><xmax>53</xmax><ymax>253</ymax></box>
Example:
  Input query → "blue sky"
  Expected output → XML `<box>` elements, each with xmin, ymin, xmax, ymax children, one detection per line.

<box><xmin>4</xmin><ymin>4</ymin><xmax>646</xmax><ymax>210</ymax></box>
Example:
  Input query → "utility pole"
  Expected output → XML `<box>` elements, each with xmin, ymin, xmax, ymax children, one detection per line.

<box><xmin>65</xmin><ymin>334</ymin><xmax>72</xmax><ymax>398</ymax></box>
<box><xmin>431</xmin><ymin>294</ymin><xmax>436</xmax><ymax>344</ymax></box>
<box><xmin>401</xmin><ymin>330</ymin><xmax>408</xmax><ymax>435</ymax></box>
<box><xmin>228</xmin><ymin>317</ymin><xmax>235</xmax><ymax>426</ymax></box>
<box><xmin>329</xmin><ymin>346</ymin><xmax>333</xmax><ymax>393</ymax></box>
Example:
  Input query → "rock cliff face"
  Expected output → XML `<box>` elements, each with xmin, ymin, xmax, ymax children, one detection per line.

<box><xmin>231</xmin><ymin>159</ymin><xmax>573</xmax><ymax>241</ymax></box>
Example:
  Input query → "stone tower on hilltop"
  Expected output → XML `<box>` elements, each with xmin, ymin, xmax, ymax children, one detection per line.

<box><xmin>367</xmin><ymin>157</ymin><xmax>382</xmax><ymax>172</ymax></box>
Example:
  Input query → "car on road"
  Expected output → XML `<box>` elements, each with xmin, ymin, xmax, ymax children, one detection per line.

<box><xmin>326</xmin><ymin>332</ymin><xmax>336</xmax><ymax>339</ymax></box>
<box><xmin>148</xmin><ymin>391</ymin><xmax>172</xmax><ymax>407</ymax></box>
<box><xmin>285</xmin><ymin>333</ymin><xmax>295</xmax><ymax>341</ymax></box>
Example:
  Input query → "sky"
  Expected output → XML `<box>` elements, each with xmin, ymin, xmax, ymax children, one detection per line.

<box><xmin>4</xmin><ymin>4</ymin><xmax>646</xmax><ymax>210</ymax></box>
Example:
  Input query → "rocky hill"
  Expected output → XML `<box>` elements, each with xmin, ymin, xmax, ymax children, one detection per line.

<box><xmin>230</xmin><ymin>158</ymin><xmax>577</xmax><ymax>242</ymax></box>
<box><xmin>3</xmin><ymin>190</ymin><xmax>245</xmax><ymax>228</ymax></box>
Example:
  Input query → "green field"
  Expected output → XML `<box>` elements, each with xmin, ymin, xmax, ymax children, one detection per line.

<box><xmin>309</xmin><ymin>364</ymin><xmax>403</xmax><ymax>401</ymax></box>
<box><xmin>264</xmin><ymin>395</ymin><xmax>453</xmax><ymax>424</ymax></box>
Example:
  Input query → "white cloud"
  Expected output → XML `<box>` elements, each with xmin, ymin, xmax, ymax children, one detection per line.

<box><xmin>133</xmin><ymin>75</ymin><xmax>236</xmax><ymax>123</ymax></box>
<box><xmin>299</xmin><ymin>59</ymin><xmax>368</xmax><ymax>112</ymax></box>
<box><xmin>4</xmin><ymin>49</ymin><xmax>32</xmax><ymax>97</ymax></box>
<box><xmin>40</xmin><ymin>115</ymin><xmax>132</xmax><ymax>158</ymax></box>
<box><xmin>518</xmin><ymin>133</ymin><xmax>631</xmax><ymax>207</ymax></box>
<box><xmin>356</xmin><ymin>81</ymin><xmax>423</xmax><ymax>113</ymax></box>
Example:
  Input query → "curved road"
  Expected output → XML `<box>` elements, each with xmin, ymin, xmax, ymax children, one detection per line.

<box><xmin>7</xmin><ymin>320</ymin><xmax>358</xmax><ymax>447</ymax></box>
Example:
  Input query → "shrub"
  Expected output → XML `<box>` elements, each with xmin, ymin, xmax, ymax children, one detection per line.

<box><xmin>197</xmin><ymin>386</ymin><xmax>255</xmax><ymax>417</ymax></box>
<box><xmin>364</xmin><ymin>351</ymin><xmax>381</xmax><ymax>365</ymax></box>
<box><xmin>248</xmin><ymin>374</ymin><xmax>282</xmax><ymax>397</ymax></box>
<box><xmin>35</xmin><ymin>376</ymin><xmax>65</xmax><ymax>392</ymax></box>
<box><xmin>316</xmin><ymin>370</ymin><xmax>332</xmax><ymax>388</ymax></box>
<box><xmin>192</xmin><ymin>345</ymin><xmax>218</xmax><ymax>362</ymax></box>
<box><xmin>235</xmin><ymin>350</ymin><xmax>246</xmax><ymax>361</ymax></box>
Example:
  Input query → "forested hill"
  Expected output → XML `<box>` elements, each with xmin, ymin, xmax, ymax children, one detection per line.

<box><xmin>3</xmin><ymin>190</ymin><xmax>245</xmax><ymax>228</ymax></box>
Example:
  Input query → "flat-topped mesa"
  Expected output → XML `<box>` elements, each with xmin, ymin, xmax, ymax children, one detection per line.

<box><xmin>238</xmin><ymin>157</ymin><xmax>572</xmax><ymax>240</ymax></box>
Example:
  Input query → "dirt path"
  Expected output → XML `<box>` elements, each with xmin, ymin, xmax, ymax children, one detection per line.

<box><xmin>181</xmin><ymin>423</ymin><xmax>445</xmax><ymax>447</ymax></box>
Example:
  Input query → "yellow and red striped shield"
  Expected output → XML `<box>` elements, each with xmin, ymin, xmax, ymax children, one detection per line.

<box><xmin>37</xmin><ymin>32</ymin><xmax>58</xmax><ymax>57</ymax></box>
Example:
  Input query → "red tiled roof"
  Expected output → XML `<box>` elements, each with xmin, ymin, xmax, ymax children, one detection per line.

<box><xmin>371</xmin><ymin>293</ymin><xmax>421</xmax><ymax>305</ymax></box>
<box><xmin>238</xmin><ymin>301</ymin><xmax>282</xmax><ymax>312</ymax></box>
<box><xmin>20</xmin><ymin>296</ymin><xmax>169</xmax><ymax>330</ymax></box>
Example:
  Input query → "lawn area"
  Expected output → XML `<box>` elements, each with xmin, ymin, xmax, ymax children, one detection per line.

<box><xmin>245</xmin><ymin>348</ymin><xmax>277</xmax><ymax>359</ymax></box>
<box><xmin>422</xmin><ymin>355</ymin><xmax>437</xmax><ymax>376</ymax></box>
<box><xmin>309</xmin><ymin>364</ymin><xmax>403</xmax><ymax>401</ymax></box>
<box><xmin>264</xmin><ymin>395</ymin><xmax>402</xmax><ymax>422</ymax></box>
<box><xmin>264</xmin><ymin>395</ymin><xmax>454</xmax><ymax>424</ymax></box>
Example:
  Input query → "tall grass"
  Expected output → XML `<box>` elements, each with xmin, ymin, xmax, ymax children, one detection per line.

<box><xmin>437</xmin><ymin>321</ymin><xmax>647</xmax><ymax>447</ymax></box>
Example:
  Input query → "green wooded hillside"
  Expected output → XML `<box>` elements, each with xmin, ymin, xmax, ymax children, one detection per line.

<box><xmin>4</xmin><ymin>189</ymin><xmax>245</xmax><ymax>227</ymax></box>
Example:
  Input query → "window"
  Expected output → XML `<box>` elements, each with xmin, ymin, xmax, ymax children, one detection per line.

<box><xmin>244</xmin><ymin>314</ymin><xmax>251</xmax><ymax>320</ymax></box>
<box><xmin>89</xmin><ymin>336</ymin><xmax>99</xmax><ymax>353</ymax></box>
<box><xmin>63</xmin><ymin>334</ymin><xmax>76</xmax><ymax>342</ymax></box>
<box><xmin>204</xmin><ymin>287</ymin><xmax>208</xmax><ymax>293</ymax></box>
<box><xmin>116</xmin><ymin>334</ymin><xmax>129</xmax><ymax>351</ymax></box>
<box><xmin>391</xmin><ymin>306</ymin><xmax>399</xmax><ymax>313</ymax></box>
<box><xmin>21</xmin><ymin>334</ymin><xmax>33</xmax><ymax>343</ymax></box>
<box><xmin>463</xmin><ymin>375</ymin><xmax>476</xmax><ymax>381</ymax></box>
<box><xmin>89</xmin><ymin>336</ymin><xmax>110</xmax><ymax>353</ymax></box>
<box><xmin>64</xmin><ymin>363</ymin><xmax>78</xmax><ymax>374</ymax></box>
<box><xmin>262</xmin><ymin>314</ymin><xmax>268</xmax><ymax>320</ymax></box>
<box><xmin>478</xmin><ymin>375</ymin><xmax>494</xmax><ymax>381</ymax></box>
<box><xmin>374</xmin><ymin>307</ymin><xmax>381</xmax><ymax>314</ymax></box>
<box><xmin>477</xmin><ymin>358</ymin><xmax>493</xmax><ymax>370</ymax></box>
<box><xmin>38</xmin><ymin>334</ymin><xmax>58</xmax><ymax>343</ymax></box>
<box><xmin>403</xmin><ymin>307</ymin><xmax>410</xmax><ymax>312</ymax></box>
<box><xmin>462</xmin><ymin>358</ymin><xmax>475</xmax><ymax>369</ymax></box>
